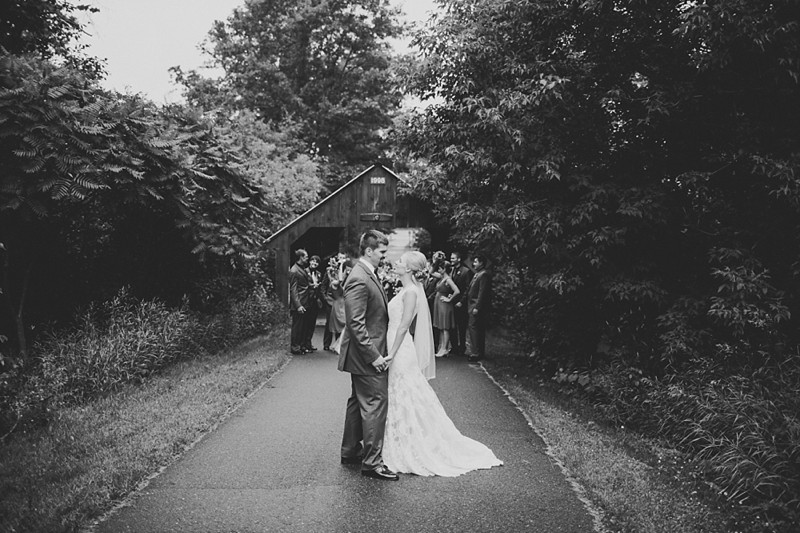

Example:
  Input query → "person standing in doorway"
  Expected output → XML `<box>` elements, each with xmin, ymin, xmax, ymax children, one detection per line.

<box><xmin>302</xmin><ymin>254</ymin><xmax>323</xmax><ymax>352</ymax></box>
<box><xmin>289</xmin><ymin>249</ymin><xmax>312</xmax><ymax>355</ymax></box>
<box><xmin>328</xmin><ymin>254</ymin><xmax>352</xmax><ymax>353</ymax></box>
<box><xmin>466</xmin><ymin>254</ymin><xmax>492</xmax><ymax>363</ymax></box>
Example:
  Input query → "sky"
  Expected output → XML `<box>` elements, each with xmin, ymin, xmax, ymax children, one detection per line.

<box><xmin>77</xmin><ymin>0</ymin><xmax>439</xmax><ymax>104</ymax></box>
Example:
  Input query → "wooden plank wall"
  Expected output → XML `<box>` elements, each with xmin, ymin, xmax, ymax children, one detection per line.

<box><xmin>268</xmin><ymin>165</ymin><xmax>406</xmax><ymax>304</ymax></box>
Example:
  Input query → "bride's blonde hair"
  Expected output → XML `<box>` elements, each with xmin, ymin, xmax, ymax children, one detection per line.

<box><xmin>402</xmin><ymin>251</ymin><xmax>429</xmax><ymax>283</ymax></box>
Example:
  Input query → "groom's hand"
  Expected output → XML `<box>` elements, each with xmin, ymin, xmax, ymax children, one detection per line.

<box><xmin>372</xmin><ymin>355</ymin><xmax>389</xmax><ymax>372</ymax></box>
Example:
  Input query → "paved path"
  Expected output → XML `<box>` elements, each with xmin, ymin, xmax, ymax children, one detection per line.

<box><xmin>93</xmin><ymin>329</ymin><xmax>598</xmax><ymax>533</ymax></box>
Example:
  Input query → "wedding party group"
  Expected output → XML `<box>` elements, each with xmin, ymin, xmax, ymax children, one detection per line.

<box><xmin>288</xmin><ymin>230</ymin><xmax>501</xmax><ymax>480</ymax></box>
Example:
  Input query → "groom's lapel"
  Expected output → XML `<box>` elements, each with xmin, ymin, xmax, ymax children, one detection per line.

<box><xmin>359</xmin><ymin>261</ymin><xmax>387</xmax><ymax>308</ymax></box>
<box><xmin>377</xmin><ymin>275</ymin><xmax>388</xmax><ymax>308</ymax></box>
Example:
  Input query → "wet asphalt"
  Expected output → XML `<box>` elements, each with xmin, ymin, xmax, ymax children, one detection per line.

<box><xmin>91</xmin><ymin>328</ymin><xmax>598</xmax><ymax>533</ymax></box>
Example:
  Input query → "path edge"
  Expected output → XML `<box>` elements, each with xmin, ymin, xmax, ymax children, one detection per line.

<box><xmin>81</xmin><ymin>352</ymin><xmax>294</xmax><ymax>532</ymax></box>
<box><xmin>475</xmin><ymin>363</ymin><xmax>609</xmax><ymax>533</ymax></box>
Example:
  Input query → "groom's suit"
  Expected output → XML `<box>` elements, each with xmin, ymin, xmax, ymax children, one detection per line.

<box><xmin>338</xmin><ymin>259</ymin><xmax>389</xmax><ymax>471</ymax></box>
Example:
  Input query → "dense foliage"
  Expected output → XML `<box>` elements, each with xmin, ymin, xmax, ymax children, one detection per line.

<box><xmin>397</xmin><ymin>0</ymin><xmax>799</xmax><ymax>527</ymax></box>
<box><xmin>0</xmin><ymin>2</ymin><xmax>327</xmax><ymax>442</ymax></box>
<box><xmin>173</xmin><ymin>0</ymin><xmax>407</xmax><ymax>189</ymax></box>
<box><xmin>0</xmin><ymin>0</ymin><xmax>103</xmax><ymax>77</ymax></box>
<box><xmin>211</xmin><ymin>111</ymin><xmax>323</xmax><ymax>230</ymax></box>
<box><xmin>2</xmin><ymin>285</ymin><xmax>285</xmax><ymax>427</ymax></box>
<box><xmin>0</xmin><ymin>54</ymin><xmax>274</xmax><ymax>356</ymax></box>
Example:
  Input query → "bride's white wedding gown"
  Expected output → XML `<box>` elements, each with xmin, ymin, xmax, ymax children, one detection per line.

<box><xmin>383</xmin><ymin>285</ymin><xmax>503</xmax><ymax>477</ymax></box>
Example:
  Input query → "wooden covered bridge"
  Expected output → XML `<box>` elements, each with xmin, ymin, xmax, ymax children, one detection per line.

<box><xmin>264</xmin><ymin>164</ymin><xmax>437</xmax><ymax>304</ymax></box>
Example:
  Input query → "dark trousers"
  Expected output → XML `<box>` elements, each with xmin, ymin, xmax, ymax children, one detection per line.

<box><xmin>341</xmin><ymin>373</ymin><xmax>389</xmax><ymax>471</ymax></box>
<box><xmin>321</xmin><ymin>303</ymin><xmax>333</xmax><ymax>348</ymax></box>
<box><xmin>302</xmin><ymin>304</ymin><xmax>318</xmax><ymax>349</ymax></box>
<box><xmin>451</xmin><ymin>304</ymin><xmax>469</xmax><ymax>355</ymax></box>
<box><xmin>290</xmin><ymin>310</ymin><xmax>305</xmax><ymax>350</ymax></box>
<box><xmin>467</xmin><ymin>311</ymin><xmax>486</xmax><ymax>359</ymax></box>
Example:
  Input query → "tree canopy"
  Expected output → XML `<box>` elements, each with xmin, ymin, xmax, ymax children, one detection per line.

<box><xmin>174</xmin><ymin>0</ymin><xmax>408</xmax><ymax>188</ymax></box>
<box><xmin>0</xmin><ymin>0</ymin><xmax>103</xmax><ymax>77</ymax></box>
<box><xmin>399</xmin><ymin>0</ymin><xmax>800</xmax><ymax>370</ymax></box>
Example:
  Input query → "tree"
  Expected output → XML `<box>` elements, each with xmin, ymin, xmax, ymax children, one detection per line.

<box><xmin>211</xmin><ymin>111</ymin><xmax>322</xmax><ymax>230</ymax></box>
<box><xmin>0</xmin><ymin>0</ymin><xmax>103</xmax><ymax>77</ymax></box>
<box><xmin>173</xmin><ymin>0</ymin><xmax>407</xmax><ymax>189</ymax></box>
<box><xmin>0</xmin><ymin>54</ymin><xmax>270</xmax><ymax>357</ymax></box>
<box><xmin>397</xmin><ymin>0</ymin><xmax>800</xmax><ymax>371</ymax></box>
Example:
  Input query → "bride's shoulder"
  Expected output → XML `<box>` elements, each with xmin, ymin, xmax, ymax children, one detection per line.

<box><xmin>402</xmin><ymin>286</ymin><xmax>420</xmax><ymax>305</ymax></box>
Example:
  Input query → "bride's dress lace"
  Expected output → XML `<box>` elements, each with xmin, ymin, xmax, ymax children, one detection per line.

<box><xmin>383</xmin><ymin>284</ymin><xmax>503</xmax><ymax>476</ymax></box>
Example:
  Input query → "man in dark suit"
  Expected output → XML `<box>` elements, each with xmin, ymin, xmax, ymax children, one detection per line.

<box><xmin>466</xmin><ymin>254</ymin><xmax>492</xmax><ymax>363</ymax></box>
<box><xmin>338</xmin><ymin>229</ymin><xmax>398</xmax><ymax>481</ymax></box>
<box><xmin>449</xmin><ymin>251</ymin><xmax>474</xmax><ymax>356</ymax></box>
<box><xmin>288</xmin><ymin>249</ymin><xmax>312</xmax><ymax>355</ymax></box>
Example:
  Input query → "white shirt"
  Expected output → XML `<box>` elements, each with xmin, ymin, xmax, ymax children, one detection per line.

<box><xmin>359</xmin><ymin>257</ymin><xmax>377</xmax><ymax>279</ymax></box>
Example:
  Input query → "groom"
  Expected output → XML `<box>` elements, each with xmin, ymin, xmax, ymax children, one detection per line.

<box><xmin>337</xmin><ymin>229</ymin><xmax>399</xmax><ymax>481</ymax></box>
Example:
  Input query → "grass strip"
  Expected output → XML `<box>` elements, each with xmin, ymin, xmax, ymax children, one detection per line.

<box><xmin>483</xmin><ymin>328</ymin><xmax>774</xmax><ymax>533</ymax></box>
<box><xmin>487</xmin><ymin>367</ymin><xmax>729</xmax><ymax>533</ymax></box>
<box><xmin>0</xmin><ymin>330</ymin><xmax>289</xmax><ymax>533</ymax></box>
<box><xmin>482</xmin><ymin>332</ymin><xmax>735</xmax><ymax>533</ymax></box>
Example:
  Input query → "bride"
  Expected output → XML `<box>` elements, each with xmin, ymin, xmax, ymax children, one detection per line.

<box><xmin>382</xmin><ymin>251</ymin><xmax>503</xmax><ymax>476</ymax></box>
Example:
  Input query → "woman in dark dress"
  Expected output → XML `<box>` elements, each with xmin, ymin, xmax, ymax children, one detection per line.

<box><xmin>328</xmin><ymin>255</ymin><xmax>352</xmax><ymax>352</ymax></box>
<box><xmin>432</xmin><ymin>262</ymin><xmax>460</xmax><ymax>357</ymax></box>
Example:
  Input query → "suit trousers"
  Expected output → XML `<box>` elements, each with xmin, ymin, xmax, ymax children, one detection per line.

<box><xmin>341</xmin><ymin>372</ymin><xmax>389</xmax><ymax>471</ymax></box>
<box><xmin>301</xmin><ymin>304</ymin><xmax>318</xmax><ymax>348</ymax></box>
<box><xmin>451</xmin><ymin>304</ymin><xmax>469</xmax><ymax>355</ymax></box>
<box><xmin>321</xmin><ymin>302</ymin><xmax>333</xmax><ymax>348</ymax></box>
<box><xmin>467</xmin><ymin>311</ymin><xmax>487</xmax><ymax>359</ymax></box>
<box><xmin>290</xmin><ymin>310</ymin><xmax>305</xmax><ymax>350</ymax></box>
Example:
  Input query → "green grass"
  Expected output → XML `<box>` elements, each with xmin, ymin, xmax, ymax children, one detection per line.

<box><xmin>0</xmin><ymin>330</ymin><xmax>290</xmax><ymax>533</ymax></box>
<box><xmin>483</xmin><ymin>331</ymin><xmax>767</xmax><ymax>533</ymax></box>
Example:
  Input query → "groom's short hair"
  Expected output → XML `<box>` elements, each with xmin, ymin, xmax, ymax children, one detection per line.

<box><xmin>359</xmin><ymin>229</ymin><xmax>389</xmax><ymax>256</ymax></box>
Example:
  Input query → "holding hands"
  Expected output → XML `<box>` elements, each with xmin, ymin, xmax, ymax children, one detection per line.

<box><xmin>372</xmin><ymin>354</ymin><xmax>392</xmax><ymax>373</ymax></box>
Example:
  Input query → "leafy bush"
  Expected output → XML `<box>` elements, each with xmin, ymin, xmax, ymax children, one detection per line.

<box><xmin>0</xmin><ymin>282</ymin><xmax>287</xmax><ymax>434</ymax></box>
<box><xmin>189</xmin><ymin>281</ymin><xmax>287</xmax><ymax>353</ymax></box>
<box><xmin>19</xmin><ymin>289</ymin><xmax>194</xmax><ymax>410</ymax></box>
<box><xmin>589</xmin><ymin>356</ymin><xmax>800</xmax><ymax>530</ymax></box>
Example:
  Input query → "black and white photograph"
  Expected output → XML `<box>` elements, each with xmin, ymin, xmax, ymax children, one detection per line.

<box><xmin>1</xmin><ymin>1</ymin><xmax>798</xmax><ymax>532</ymax></box>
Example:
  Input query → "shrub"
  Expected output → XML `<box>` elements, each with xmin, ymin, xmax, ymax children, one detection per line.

<box><xmin>20</xmin><ymin>288</ymin><xmax>195</xmax><ymax>410</ymax></box>
<box><xmin>588</xmin><ymin>355</ymin><xmax>800</xmax><ymax>530</ymax></box>
<box><xmin>188</xmin><ymin>283</ymin><xmax>287</xmax><ymax>353</ymax></box>
<box><xmin>187</xmin><ymin>267</ymin><xmax>286</xmax><ymax>350</ymax></box>
<box><xmin>0</xmin><ymin>275</ymin><xmax>288</xmax><ymax>438</ymax></box>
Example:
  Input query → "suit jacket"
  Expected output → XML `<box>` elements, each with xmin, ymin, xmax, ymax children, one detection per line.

<box><xmin>337</xmin><ymin>260</ymin><xmax>389</xmax><ymax>375</ymax></box>
<box><xmin>288</xmin><ymin>263</ymin><xmax>313</xmax><ymax>311</ymax></box>
<box><xmin>450</xmin><ymin>264</ymin><xmax>474</xmax><ymax>305</ymax></box>
<box><xmin>467</xmin><ymin>269</ymin><xmax>492</xmax><ymax>315</ymax></box>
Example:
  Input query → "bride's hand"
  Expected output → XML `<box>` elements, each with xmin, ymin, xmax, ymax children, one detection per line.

<box><xmin>372</xmin><ymin>355</ymin><xmax>390</xmax><ymax>372</ymax></box>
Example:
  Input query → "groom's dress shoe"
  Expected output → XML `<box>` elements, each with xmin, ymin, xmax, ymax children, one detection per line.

<box><xmin>361</xmin><ymin>466</ymin><xmax>399</xmax><ymax>481</ymax></box>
